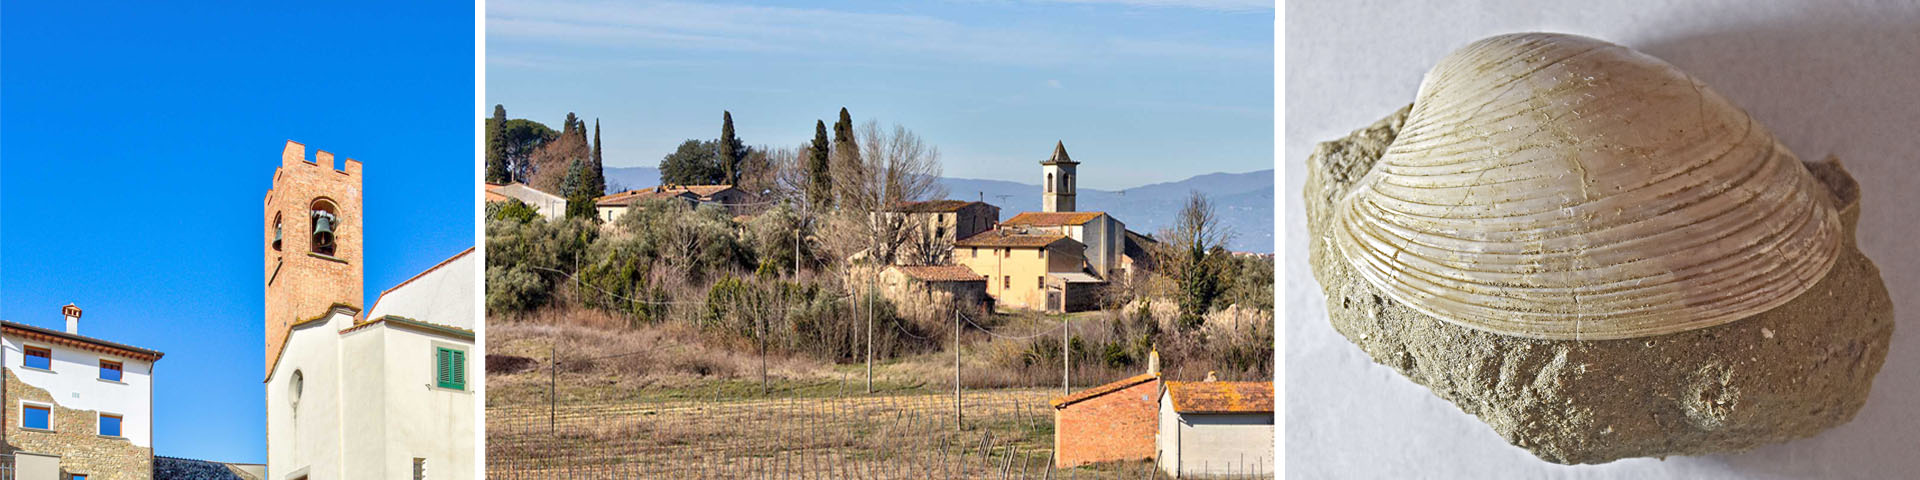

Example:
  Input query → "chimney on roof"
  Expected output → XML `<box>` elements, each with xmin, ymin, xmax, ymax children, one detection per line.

<box><xmin>62</xmin><ymin>303</ymin><xmax>82</xmax><ymax>334</ymax></box>
<box><xmin>1147</xmin><ymin>349</ymin><xmax>1160</xmax><ymax>376</ymax></box>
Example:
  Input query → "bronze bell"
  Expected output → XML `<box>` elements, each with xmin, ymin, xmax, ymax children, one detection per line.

<box><xmin>312</xmin><ymin>210</ymin><xmax>337</xmax><ymax>249</ymax></box>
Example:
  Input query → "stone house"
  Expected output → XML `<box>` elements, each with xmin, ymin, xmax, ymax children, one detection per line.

<box><xmin>877</xmin><ymin>265</ymin><xmax>991</xmax><ymax>320</ymax></box>
<box><xmin>1156</xmin><ymin>380</ymin><xmax>1275</xmax><ymax>478</ymax></box>
<box><xmin>595</xmin><ymin>184</ymin><xmax>751</xmax><ymax>223</ymax></box>
<box><xmin>484</xmin><ymin>182</ymin><xmax>566</xmax><ymax>220</ymax></box>
<box><xmin>1050</xmin><ymin>370</ymin><xmax>1162</xmax><ymax>468</ymax></box>
<box><xmin>952</xmin><ymin>230</ymin><xmax>1090</xmax><ymax>312</ymax></box>
<box><xmin>1000</xmin><ymin>211</ymin><xmax>1127</xmax><ymax>281</ymax></box>
<box><xmin>264</xmin><ymin>141</ymin><xmax>475</xmax><ymax>479</ymax></box>
<box><xmin>886</xmin><ymin>200</ymin><xmax>1001</xmax><ymax>264</ymax></box>
<box><xmin>1</xmin><ymin>304</ymin><xmax>164</xmax><ymax>480</ymax></box>
<box><xmin>594</xmin><ymin>188</ymin><xmax>698</xmax><ymax>224</ymax></box>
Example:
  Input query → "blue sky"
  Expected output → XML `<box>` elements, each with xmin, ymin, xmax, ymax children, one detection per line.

<box><xmin>0</xmin><ymin>1</ymin><xmax>474</xmax><ymax>463</ymax></box>
<box><xmin>487</xmin><ymin>0</ymin><xmax>1274</xmax><ymax>190</ymax></box>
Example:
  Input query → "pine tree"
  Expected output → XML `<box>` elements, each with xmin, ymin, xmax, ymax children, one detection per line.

<box><xmin>486</xmin><ymin>104</ymin><xmax>510</xmax><ymax>183</ymax></box>
<box><xmin>718</xmin><ymin>111</ymin><xmax>744</xmax><ymax>185</ymax></box>
<box><xmin>589</xmin><ymin>119</ymin><xmax>606</xmax><ymax>197</ymax></box>
<box><xmin>807</xmin><ymin>119</ymin><xmax>832</xmax><ymax>208</ymax></box>
<box><xmin>562</xmin><ymin>112</ymin><xmax>579</xmax><ymax>138</ymax></box>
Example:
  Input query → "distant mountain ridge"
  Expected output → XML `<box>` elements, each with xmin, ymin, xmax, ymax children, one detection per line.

<box><xmin>601</xmin><ymin>166</ymin><xmax>1274</xmax><ymax>253</ymax></box>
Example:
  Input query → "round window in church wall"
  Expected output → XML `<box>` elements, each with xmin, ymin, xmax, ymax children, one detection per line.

<box><xmin>290</xmin><ymin>370</ymin><xmax>304</xmax><ymax>409</ymax></box>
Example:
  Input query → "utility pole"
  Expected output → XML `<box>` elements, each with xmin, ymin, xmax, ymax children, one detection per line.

<box><xmin>550</xmin><ymin>339</ymin><xmax>557</xmax><ymax>434</ymax></box>
<box><xmin>954</xmin><ymin>305</ymin><xmax>963</xmax><ymax>428</ymax></box>
<box><xmin>1063</xmin><ymin>315</ymin><xmax>1070</xmax><ymax>395</ymax></box>
<box><xmin>866</xmin><ymin>272</ymin><xmax>875</xmax><ymax>394</ymax></box>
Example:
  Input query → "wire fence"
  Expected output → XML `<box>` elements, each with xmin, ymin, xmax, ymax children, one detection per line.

<box><xmin>485</xmin><ymin>368</ymin><xmax>1271</xmax><ymax>479</ymax></box>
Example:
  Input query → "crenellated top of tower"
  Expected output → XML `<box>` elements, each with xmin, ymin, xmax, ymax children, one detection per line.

<box><xmin>278</xmin><ymin>140</ymin><xmax>363</xmax><ymax>176</ymax></box>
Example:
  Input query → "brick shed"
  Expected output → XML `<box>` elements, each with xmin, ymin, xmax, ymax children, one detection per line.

<box><xmin>1049</xmin><ymin>372</ymin><xmax>1162</xmax><ymax>468</ymax></box>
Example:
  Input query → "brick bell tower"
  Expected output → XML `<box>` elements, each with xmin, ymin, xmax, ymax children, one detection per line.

<box><xmin>263</xmin><ymin>140</ymin><xmax>364</xmax><ymax>377</ymax></box>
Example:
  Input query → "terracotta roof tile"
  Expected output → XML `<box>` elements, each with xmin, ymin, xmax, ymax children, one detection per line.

<box><xmin>955</xmin><ymin>231</ymin><xmax>1070</xmax><ymax>248</ymax></box>
<box><xmin>1165</xmin><ymin>381</ymin><xmax>1274</xmax><ymax>414</ymax></box>
<box><xmin>1050</xmin><ymin>373</ymin><xmax>1159</xmax><ymax>409</ymax></box>
<box><xmin>1004</xmin><ymin>212</ymin><xmax>1106</xmax><ymax>226</ymax></box>
<box><xmin>894</xmin><ymin>265</ymin><xmax>985</xmax><ymax>282</ymax></box>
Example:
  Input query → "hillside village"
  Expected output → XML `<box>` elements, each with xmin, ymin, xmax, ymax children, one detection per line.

<box><xmin>484</xmin><ymin>107</ymin><xmax>1272</xmax><ymax>476</ymax></box>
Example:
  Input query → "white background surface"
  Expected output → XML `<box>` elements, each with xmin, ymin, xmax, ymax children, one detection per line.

<box><xmin>1283</xmin><ymin>1</ymin><xmax>1920</xmax><ymax>478</ymax></box>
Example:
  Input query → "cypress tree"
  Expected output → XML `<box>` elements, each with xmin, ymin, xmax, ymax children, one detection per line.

<box><xmin>718</xmin><ymin>111</ymin><xmax>744</xmax><ymax>185</ymax></box>
<box><xmin>486</xmin><ymin>104</ymin><xmax>509</xmax><ymax>183</ymax></box>
<box><xmin>832</xmin><ymin>107</ymin><xmax>853</xmax><ymax>147</ymax></box>
<box><xmin>562</xmin><ymin>158</ymin><xmax>597</xmax><ymax>220</ymax></box>
<box><xmin>590</xmin><ymin>119</ymin><xmax>606</xmax><ymax>197</ymax></box>
<box><xmin>807</xmin><ymin>120</ymin><xmax>832</xmax><ymax>208</ymax></box>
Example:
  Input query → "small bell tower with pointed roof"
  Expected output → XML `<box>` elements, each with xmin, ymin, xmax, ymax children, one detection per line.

<box><xmin>1041</xmin><ymin>140</ymin><xmax>1078</xmax><ymax>213</ymax></box>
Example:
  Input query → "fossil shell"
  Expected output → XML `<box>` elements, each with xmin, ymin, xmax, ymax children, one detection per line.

<box><xmin>1330</xmin><ymin>33</ymin><xmax>1842</xmax><ymax>340</ymax></box>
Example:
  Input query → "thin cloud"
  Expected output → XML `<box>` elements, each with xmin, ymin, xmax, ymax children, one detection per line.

<box><xmin>488</xmin><ymin>0</ymin><xmax>1265</xmax><ymax>68</ymax></box>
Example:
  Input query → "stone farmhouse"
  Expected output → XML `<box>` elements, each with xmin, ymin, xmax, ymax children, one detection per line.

<box><xmin>595</xmin><ymin>184</ymin><xmax>752</xmax><ymax>222</ymax></box>
<box><xmin>0</xmin><ymin>304</ymin><xmax>164</xmax><ymax>479</ymax></box>
<box><xmin>264</xmin><ymin>141</ymin><xmax>475</xmax><ymax>479</ymax></box>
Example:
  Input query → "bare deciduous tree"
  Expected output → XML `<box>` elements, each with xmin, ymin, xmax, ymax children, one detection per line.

<box><xmin>823</xmin><ymin>121</ymin><xmax>947</xmax><ymax>267</ymax></box>
<box><xmin>1158</xmin><ymin>191</ymin><xmax>1233</xmax><ymax>329</ymax></box>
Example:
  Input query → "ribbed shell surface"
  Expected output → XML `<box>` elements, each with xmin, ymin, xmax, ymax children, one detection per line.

<box><xmin>1331</xmin><ymin>33</ymin><xmax>1841</xmax><ymax>340</ymax></box>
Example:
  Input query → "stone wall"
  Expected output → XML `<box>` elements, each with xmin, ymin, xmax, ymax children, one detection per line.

<box><xmin>3</xmin><ymin>367</ymin><xmax>151</xmax><ymax>479</ymax></box>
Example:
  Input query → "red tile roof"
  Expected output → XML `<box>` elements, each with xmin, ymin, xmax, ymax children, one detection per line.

<box><xmin>955</xmin><ymin>231</ymin><xmax>1071</xmax><ymax>248</ymax></box>
<box><xmin>1050</xmin><ymin>373</ymin><xmax>1160</xmax><ymax>409</ymax></box>
<box><xmin>893</xmin><ymin>265</ymin><xmax>985</xmax><ymax>282</ymax></box>
<box><xmin>1004</xmin><ymin>212</ymin><xmax>1106</xmax><ymax>226</ymax></box>
<box><xmin>1164</xmin><ymin>381</ymin><xmax>1274</xmax><ymax>414</ymax></box>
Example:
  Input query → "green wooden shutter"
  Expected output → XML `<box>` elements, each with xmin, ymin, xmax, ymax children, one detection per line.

<box><xmin>436</xmin><ymin>347</ymin><xmax>466</xmax><ymax>390</ymax></box>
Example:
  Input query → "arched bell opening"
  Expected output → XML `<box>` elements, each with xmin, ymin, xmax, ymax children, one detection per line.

<box><xmin>272</xmin><ymin>212</ymin><xmax>284</xmax><ymax>251</ymax></box>
<box><xmin>310</xmin><ymin>199</ymin><xmax>339</xmax><ymax>257</ymax></box>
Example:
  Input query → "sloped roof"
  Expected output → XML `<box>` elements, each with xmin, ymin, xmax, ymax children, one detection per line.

<box><xmin>1043</xmin><ymin>140</ymin><xmax>1077</xmax><ymax>165</ymax></box>
<box><xmin>894</xmin><ymin>265</ymin><xmax>985</xmax><ymax>282</ymax></box>
<box><xmin>1004</xmin><ymin>212</ymin><xmax>1106</xmax><ymax>226</ymax></box>
<box><xmin>365</xmin><ymin>248</ymin><xmax>476</xmax><ymax>330</ymax></box>
<box><xmin>893</xmin><ymin>200</ymin><xmax>986</xmax><ymax>213</ymax></box>
<box><xmin>1050</xmin><ymin>372</ymin><xmax>1159</xmax><ymax>409</ymax></box>
<box><xmin>1</xmin><ymin>320</ymin><xmax>163</xmax><ymax>362</ymax></box>
<box><xmin>597</xmin><ymin>188</ymin><xmax>695</xmax><ymax>206</ymax></box>
<box><xmin>955</xmin><ymin>231</ymin><xmax>1071</xmax><ymax>248</ymax></box>
<box><xmin>1164</xmin><ymin>381</ymin><xmax>1274</xmax><ymax>414</ymax></box>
